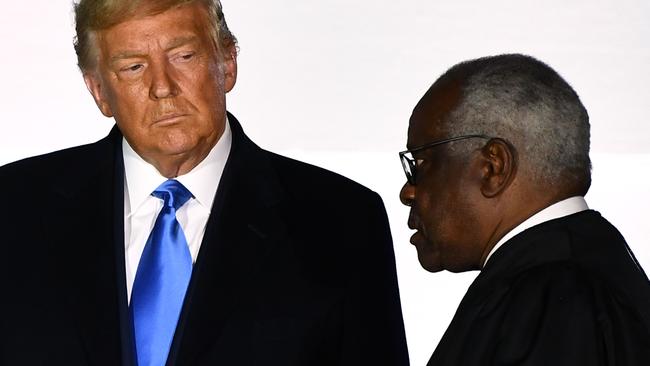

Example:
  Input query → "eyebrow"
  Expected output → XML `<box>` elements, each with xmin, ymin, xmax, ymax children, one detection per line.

<box><xmin>164</xmin><ymin>35</ymin><xmax>199</xmax><ymax>51</ymax></box>
<box><xmin>109</xmin><ymin>35</ymin><xmax>200</xmax><ymax>64</ymax></box>
<box><xmin>110</xmin><ymin>51</ymin><xmax>146</xmax><ymax>64</ymax></box>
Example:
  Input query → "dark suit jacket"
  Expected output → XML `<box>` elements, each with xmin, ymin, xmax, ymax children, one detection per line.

<box><xmin>428</xmin><ymin>210</ymin><xmax>650</xmax><ymax>365</ymax></box>
<box><xmin>0</xmin><ymin>114</ymin><xmax>409</xmax><ymax>366</ymax></box>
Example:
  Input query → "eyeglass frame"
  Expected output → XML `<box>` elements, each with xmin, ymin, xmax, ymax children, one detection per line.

<box><xmin>399</xmin><ymin>134</ymin><xmax>492</xmax><ymax>185</ymax></box>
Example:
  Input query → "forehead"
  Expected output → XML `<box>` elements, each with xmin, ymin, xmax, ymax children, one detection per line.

<box><xmin>96</xmin><ymin>3</ymin><xmax>211</xmax><ymax>57</ymax></box>
<box><xmin>407</xmin><ymin>81</ymin><xmax>462</xmax><ymax>148</ymax></box>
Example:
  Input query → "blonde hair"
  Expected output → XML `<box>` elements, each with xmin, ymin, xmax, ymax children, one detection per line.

<box><xmin>73</xmin><ymin>0</ymin><xmax>237</xmax><ymax>72</ymax></box>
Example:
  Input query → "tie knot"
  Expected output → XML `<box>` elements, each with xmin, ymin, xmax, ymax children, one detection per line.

<box><xmin>151</xmin><ymin>179</ymin><xmax>193</xmax><ymax>210</ymax></box>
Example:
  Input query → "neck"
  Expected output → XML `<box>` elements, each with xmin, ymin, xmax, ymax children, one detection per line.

<box><xmin>128</xmin><ymin>125</ymin><xmax>224</xmax><ymax>179</ymax></box>
<box><xmin>477</xmin><ymin>186</ymin><xmax>564</xmax><ymax>267</ymax></box>
<box><xmin>148</xmin><ymin>153</ymin><xmax>209</xmax><ymax>178</ymax></box>
<box><xmin>136</xmin><ymin>139</ymin><xmax>217</xmax><ymax>179</ymax></box>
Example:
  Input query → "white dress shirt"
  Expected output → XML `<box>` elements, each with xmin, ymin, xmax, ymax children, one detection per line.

<box><xmin>483</xmin><ymin>196</ymin><xmax>589</xmax><ymax>266</ymax></box>
<box><xmin>123</xmin><ymin>120</ymin><xmax>232</xmax><ymax>301</ymax></box>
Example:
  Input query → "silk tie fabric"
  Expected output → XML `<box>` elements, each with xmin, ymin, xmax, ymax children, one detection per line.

<box><xmin>130</xmin><ymin>179</ymin><xmax>194</xmax><ymax>366</ymax></box>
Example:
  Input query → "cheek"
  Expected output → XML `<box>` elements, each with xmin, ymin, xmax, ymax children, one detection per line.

<box><xmin>426</xmin><ymin>206</ymin><xmax>450</xmax><ymax>241</ymax></box>
<box><xmin>414</xmin><ymin>181</ymin><xmax>473</xmax><ymax>255</ymax></box>
<box><xmin>197</xmin><ymin>58</ymin><xmax>226</xmax><ymax>91</ymax></box>
<box><xmin>411</xmin><ymin>161</ymin><xmax>486</xmax><ymax>270</ymax></box>
<box><xmin>439</xmin><ymin>193</ymin><xmax>485</xmax><ymax>270</ymax></box>
<box><xmin>105</xmin><ymin>81</ymin><xmax>149</xmax><ymax>124</ymax></box>
<box><xmin>415</xmin><ymin>175</ymin><xmax>450</xmax><ymax>223</ymax></box>
<box><xmin>185</xmin><ymin>67</ymin><xmax>226</xmax><ymax>114</ymax></box>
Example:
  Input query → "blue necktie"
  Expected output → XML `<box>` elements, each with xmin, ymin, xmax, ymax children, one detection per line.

<box><xmin>130</xmin><ymin>179</ymin><xmax>194</xmax><ymax>366</ymax></box>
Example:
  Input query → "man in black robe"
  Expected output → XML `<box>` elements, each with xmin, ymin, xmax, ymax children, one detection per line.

<box><xmin>399</xmin><ymin>53</ymin><xmax>650</xmax><ymax>365</ymax></box>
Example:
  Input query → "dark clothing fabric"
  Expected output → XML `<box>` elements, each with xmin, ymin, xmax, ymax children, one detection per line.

<box><xmin>428</xmin><ymin>210</ymin><xmax>650</xmax><ymax>365</ymax></box>
<box><xmin>0</xmin><ymin>114</ymin><xmax>409</xmax><ymax>366</ymax></box>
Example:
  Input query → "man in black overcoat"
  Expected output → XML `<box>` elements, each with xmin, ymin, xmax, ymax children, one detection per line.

<box><xmin>0</xmin><ymin>1</ymin><xmax>409</xmax><ymax>365</ymax></box>
<box><xmin>399</xmin><ymin>53</ymin><xmax>650</xmax><ymax>365</ymax></box>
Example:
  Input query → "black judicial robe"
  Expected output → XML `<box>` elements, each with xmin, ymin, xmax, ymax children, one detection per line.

<box><xmin>428</xmin><ymin>210</ymin><xmax>650</xmax><ymax>365</ymax></box>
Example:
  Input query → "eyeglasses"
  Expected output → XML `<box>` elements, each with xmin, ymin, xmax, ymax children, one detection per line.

<box><xmin>399</xmin><ymin>134</ymin><xmax>491</xmax><ymax>185</ymax></box>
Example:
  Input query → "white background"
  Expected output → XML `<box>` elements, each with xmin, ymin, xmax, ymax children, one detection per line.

<box><xmin>1</xmin><ymin>1</ymin><xmax>649</xmax><ymax>364</ymax></box>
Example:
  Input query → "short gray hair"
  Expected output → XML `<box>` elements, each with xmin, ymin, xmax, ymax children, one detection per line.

<box><xmin>441</xmin><ymin>54</ymin><xmax>591</xmax><ymax>192</ymax></box>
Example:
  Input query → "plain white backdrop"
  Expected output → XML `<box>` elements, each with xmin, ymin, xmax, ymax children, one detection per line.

<box><xmin>1</xmin><ymin>1</ymin><xmax>649</xmax><ymax>364</ymax></box>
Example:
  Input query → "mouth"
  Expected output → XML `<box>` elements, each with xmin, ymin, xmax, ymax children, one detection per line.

<box><xmin>153</xmin><ymin>113</ymin><xmax>189</xmax><ymax>125</ymax></box>
<box><xmin>410</xmin><ymin>230</ymin><xmax>425</xmax><ymax>247</ymax></box>
<box><xmin>407</xmin><ymin>211</ymin><xmax>418</xmax><ymax>245</ymax></box>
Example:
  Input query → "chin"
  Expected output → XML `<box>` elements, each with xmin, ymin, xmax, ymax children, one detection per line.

<box><xmin>417</xmin><ymin>249</ymin><xmax>477</xmax><ymax>273</ymax></box>
<box><xmin>422</xmin><ymin>264</ymin><xmax>445</xmax><ymax>273</ymax></box>
<box><xmin>417</xmin><ymin>251</ymin><xmax>444</xmax><ymax>273</ymax></box>
<box><xmin>157</xmin><ymin>132</ymin><xmax>204</xmax><ymax>155</ymax></box>
<box><xmin>158</xmin><ymin>143</ymin><xmax>196</xmax><ymax>157</ymax></box>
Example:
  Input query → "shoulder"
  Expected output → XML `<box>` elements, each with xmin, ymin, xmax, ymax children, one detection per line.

<box><xmin>506</xmin><ymin>261</ymin><xmax>599</xmax><ymax>305</ymax></box>
<box><xmin>1</xmin><ymin>143</ymin><xmax>91</xmax><ymax>172</ymax></box>
<box><xmin>253</xmin><ymin>150</ymin><xmax>391</xmax><ymax>259</ymax></box>
<box><xmin>488</xmin><ymin>260</ymin><xmax>650</xmax><ymax>363</ymax></box>
<box><xmin>489</xmin><ymin>211</ymin><xmax>650</xmax><ymax>310</ymax></box>
<box><xmin>497</xmin><ymin>257</ymin><xmax>650</xmax><ymax>337</ymax></box>
<box><xmin>0</xmin><ymin>136</ymin><xmax>114</xmax><ymax>195</ymax></box>
<box><xmin>227</xmin><ymin>113</ymin><xmax>383</xmax><ymax>208</ymax></box>
<box><xmin>263</xmin><ymin>149</ymin><xmax>383</xmax><ymax>207</ymax></box>
<box><xmin>503</xmin><ymin>256</ymin><xmax>647</xmax><ymax>309</ymax></box>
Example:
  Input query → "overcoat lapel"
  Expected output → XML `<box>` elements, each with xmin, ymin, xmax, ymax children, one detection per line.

<box><xmin>169</xmin><ymin>115</ymin><xmax>288</xmax><ymax>365</ymax></box>
<box><xmin>111</xmin><ymin>134</ymin><xmax>138</xmax><ymax>366</ymax></box>
<box><xmin>45</xmin><ymin>117</ymin><xmax>285</xmax><ymax>365</ymax></box>
<box><xmin>47</xmin><ymin>127</ymin><xmax>129</xmax><ymax>366</ymax></box>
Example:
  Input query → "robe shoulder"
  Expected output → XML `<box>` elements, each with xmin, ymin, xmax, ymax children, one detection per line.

<box><xmin>490</xmin><ymin>261</ymin><xmax>650</xmax><ymax>365</ymax></box>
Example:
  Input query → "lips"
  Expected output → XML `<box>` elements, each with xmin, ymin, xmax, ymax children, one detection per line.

<box><xmin>409</xmin><ymin>232</ymin><xmax>420</xmax><ymax>246</ymax></box>
<box><xmin>407</xmin><ymin>211</ymin><xmax>422</xmax><ymax>246</ymax></box>
<box><xmin>153</xmin><ymin>113</ymin><xmax>189</xmax><ymax>124</ymax></box>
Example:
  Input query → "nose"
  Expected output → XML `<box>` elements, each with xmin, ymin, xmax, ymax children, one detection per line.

<box><xmin>149</xmin><ymin>60</ymin><xmax>179</xmax><ymax>100</ymax></box>
<box><xmin>399</xmin><ymin>182</ymin><xmax>415</xmax><ymax>206</ymax></box>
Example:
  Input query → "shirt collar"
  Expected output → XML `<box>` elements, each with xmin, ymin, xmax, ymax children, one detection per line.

<box><xmin>483</xmin><ymin>196</ymin><xmax>589</xmax><ymax>266</ymax></box>
<box><xmin>123</xmin><ymin>117</ymin><xmax>232</xmax><ymax>216</ymax></box>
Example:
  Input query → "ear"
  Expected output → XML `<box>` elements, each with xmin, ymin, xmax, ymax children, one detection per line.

<box><xmin>222</xmin><ymin>45</ymin><xmax>238</xmax><ymax>93</ymax></box>
<box><xmin>83</xmin><ymin>72</ymin><xmax>114</xmax><ymax>117</ymax></box>
<box><xmin>478</xmin><ymin>138</ymin><xmax>517</xmax><ymax>198</ymax></box>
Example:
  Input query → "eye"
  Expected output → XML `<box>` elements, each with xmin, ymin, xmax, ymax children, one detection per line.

<box><xmin>175</xmin><ymin>52</ymin><xmax>196</xmax><ymax>62</ymax></box>
<box><xmin>415</xmin><ymin>158</ymin><xmax>425</xmax><ymax>167</ymax></box>
<box><xmin>120</xmin><ymin>63</ymin><xmax>144</xmax><ymax>73</ymax></box>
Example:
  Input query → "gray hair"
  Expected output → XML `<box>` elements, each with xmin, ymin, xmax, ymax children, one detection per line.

<box><xmin>442</xmin><ymin>54</ymin><xmax>591</xmax><ymax>192</ymax></box>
